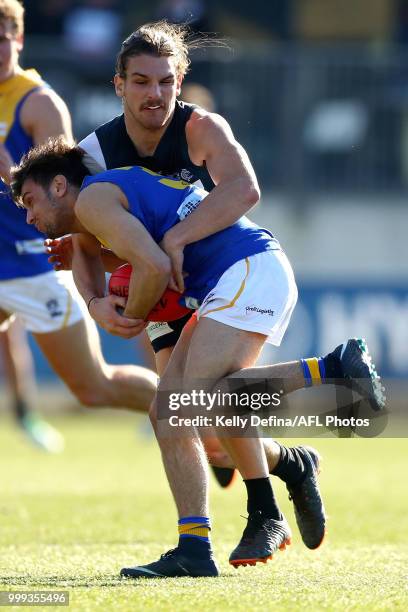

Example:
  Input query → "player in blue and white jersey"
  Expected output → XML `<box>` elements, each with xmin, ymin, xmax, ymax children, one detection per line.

<box><xmin>0</xmin><ymin>0</ymin><xmax>157</xmax><ymax>439</ymax></box>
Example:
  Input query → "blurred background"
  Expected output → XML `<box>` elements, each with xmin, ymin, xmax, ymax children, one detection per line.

<box><xmin>1</xmin><ymin>0</ymin><xmax>408</xmax><ymax>410</ymax></box>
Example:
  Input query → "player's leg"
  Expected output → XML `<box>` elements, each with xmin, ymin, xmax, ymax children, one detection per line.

<box><xmin>122</xmin><ymin>315</ymin><xmax>287</xmax><ymax>578</ymax></box>
<box><xmin>4</xmin><ymin>271</ymin><xmax>157</xmax><ymax>413</ymax></box>
<box><xmin>149</xmin><ymin>314</ymin><xmax>208</xmax><ymax>517</ymax></box>
<box><xmin>147</xmin><ymin>315</ymin><xmax>235</xmax><ymax>487</ymax></box>
<box><xmin>0</xmin><ymin>311</ymin><xmax>64</xmax><ymax>452</ymax></box>
<box><xmin>122</xmin><ymin>313</ymin><xmax>291</xmax><ymax>578</ymax></box>
<box><xmin>121</xmin><ymin>314</ymin><xmax>219</xmax><ymax>578</ymax></box>
<box><xmin>182</xmin><ymin>317</ymin><xmax>292</xmax><ymax>567</ymax></box>
<box><xmin>223</xmin><ymin>342</ymin><xmax>384</xmax><ymax>411</ymax></box>
<box><xmin>0</xmin><ymin>317</ymin><xmax>35</xmax><ymax>417</ymax></box>
<box><xmin>33</xmin><ymin>315</ymin><xmax>157</xmax><ymax>412</ymax></box>
<box><xmin>205</xmin><ymin>434</ymin><xmax>326</xmax><ymax>551</ymax></box>
<box><xmin>198</xmin><ymin>251</ymin><xmax>326</xmax><ymax>555</ymax></box>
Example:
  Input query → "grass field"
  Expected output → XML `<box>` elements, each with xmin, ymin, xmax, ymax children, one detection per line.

<box><xmin>1</xmin><ymin>410</ymin><xmax>407</xmax><ymax>611</ymax></box>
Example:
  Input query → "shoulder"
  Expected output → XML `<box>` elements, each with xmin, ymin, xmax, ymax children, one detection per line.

<box><xmin>79</xmin><ymin>115</ymin><xmax>126</xmax><ymax>173</ymax></box>
<box><xmin>76</xmin><ymin>179</ymin><xmax>128</xmax><ymax>215</ymax></box>
<box><xmin>80</xmin><ymin>168</ymin><xmax>132</xmax><ymax>199</ymax></box>
<box><xmin>185</xmin><ymin>109</ymin><xmax>236</xmax><ymax>165</ymax></box>
<box><xmin>186</xmin><ymin>108</ymin><xmax>234</xmax><ymax>144</ymax></box>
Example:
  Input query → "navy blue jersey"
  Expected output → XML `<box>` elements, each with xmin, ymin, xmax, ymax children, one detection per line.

<box><xmin>79</xmin><ymin>101</ymin><xmax>215</xmax><ymax>192</ymax></box>
<box><xmin>0</xmin><ymin>69</ymin><xmax>52</xmax><ymax>280</ymax></box>
<box><xmin>81</xmin><ymin>166</ymin><xmax>280</xmax><ymax>305</ymax></box>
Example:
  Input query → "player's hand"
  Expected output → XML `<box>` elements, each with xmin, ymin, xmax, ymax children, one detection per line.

<box><xmin>45</xmin><ymin>236</ymin><xmax>74</xmax><ymax>271</ymax></box>
<box><xmin>160</xmin><ymin>232</ymin><xmax>186</xmax><ymax>293</ymax></box>
<box><xmin>0</xmin><ymin>143</ymin><xmax>14</xmax><ymax>185</ymax></box>
<box><xmin>88</xmin><ymin>294</ymin><xmax>146</xmax><ymax>338</ymax></box>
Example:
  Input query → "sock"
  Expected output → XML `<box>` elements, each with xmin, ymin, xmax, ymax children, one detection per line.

<box><xmin>271</xmin><ymin>443</ymin><xmax>306</xmax><ymax>487</ymax></box>
<box><xmin>244</xmin><ymin>477</ymin><xmax>282</xmax><ymax>520</ymax></box>
<box><xmin>300</xmin><ymin>357</ymin><xmax>327</xmax><ymax>386</ymax></box>
<box><xmin>178</xmin><ymin>516</ymin><xmax>212</xmax><ymax>558</ymax></box>
<box><xmin>13</xmin><ymin>399</ymin><xmax>29</xmax><ymax>421</ymax></box>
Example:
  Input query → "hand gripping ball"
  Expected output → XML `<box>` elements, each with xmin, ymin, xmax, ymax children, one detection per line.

<box><xmin>108</xmin><ymin>263</ymin><xmax>191</xmax><ymax>322</ymax></box>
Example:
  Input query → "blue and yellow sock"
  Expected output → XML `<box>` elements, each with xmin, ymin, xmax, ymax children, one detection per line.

<box><xmin>300</xmin><ymin>357</ymin><xmax>326</xmax><ymax>387</ymax></box>
<box><xmin>178</xmin><ymin>516</ymin><xmax>211</xmax><ymax>558</ymax></box>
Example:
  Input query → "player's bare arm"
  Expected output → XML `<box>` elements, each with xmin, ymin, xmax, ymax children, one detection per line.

<box><xmin>161</xmin><ymin>110</ymin><xmax>260</xmax><ymax>291</ymax></box>
<box><xmin>20</xmin><ymin>87</ymin><xmax>73</xmax><ymax>144</ymax></box>
<box><xmin>0</xmin><ymin>142</ymin><xmax>14</xmax><ymax>184</ymax></box>
<box><xmin>71</xmin><ymin>231</ymin><xmax>105</xmax><ymax>303</ymax></box>
<box><xmin>0</xmin><ymin>90</ymin><xmax>71</xmax><ymax>185</ymax></box>
<box><xmin>71</xmin><ymin>231</ymin><xmax>137</xmax><ymax>338</ymax></box>
<box><xmin>75</xmin><ymin>182</ymin><xmax>171</xmax><ymax>324</ymax></box>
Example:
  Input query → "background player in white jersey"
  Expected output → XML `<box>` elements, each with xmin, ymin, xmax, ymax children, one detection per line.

<box><xmin>0</xmin><ymin>0</ymin><xmax>157</xmax><ymax>421</ymax></box>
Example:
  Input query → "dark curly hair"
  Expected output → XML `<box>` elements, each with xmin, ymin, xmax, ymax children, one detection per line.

<box><xmin>11</xmin><ymin>137</ymin><xmax>89</xmax><ymax>205</ymax></box>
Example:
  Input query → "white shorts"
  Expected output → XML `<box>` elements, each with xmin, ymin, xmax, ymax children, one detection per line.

<box><xmin>0</xmin><ymin>270</ymin><xmax>85</xmax><ymax>333</ymax></box>
<box><xmin>197</xmin><ymin>250</ymin><xmax>298</xmax><ymax>345</ymax></box>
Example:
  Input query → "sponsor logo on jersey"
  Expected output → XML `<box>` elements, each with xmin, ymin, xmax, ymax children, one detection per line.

<box><xmin>177</xmin><ymin>188</ymin><xmax>206</xmax><ymax>221</ymax></box>
<box><xmin>15</xmin><ymin>239</ymin><xmax>47</xmax><ymax>255</ymax></box>
<box><xmin>245</xmin><ymin>305</ymin><xmax>275</xmax><ymax>316</ymax></box>
<box><xmin>146</xmin><ymin>321</ymin><xmax>173</xmax><ymax>342</ymax></box>
<box><xmin>201</xmin><ymin>292</ymin><xmax>216</xmax><ymax>307</ymax></box>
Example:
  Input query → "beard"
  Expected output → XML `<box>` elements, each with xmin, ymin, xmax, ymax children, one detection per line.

<box><xmin>44</xmin><ymin>191</ymin><xmax>73</xmax><ymax>238</ymax></box>
<box><xmin>44</xmin><ymin>224</ymin><xmax>63</xmax><ymax>239</ymax></box>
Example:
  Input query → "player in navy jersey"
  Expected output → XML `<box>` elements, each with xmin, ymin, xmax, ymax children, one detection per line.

<box><xmin>0</xmin><ymin>1</ymin><xmax>157</xmax><ymax>436</ymax></box>
<box><xmin>11</xmin><ymin>138</ymin><xmax>384</xmax><ymax>577</ymax></box>
<box><xmin>57</xmin><ymin>21</ymin><xmax>318</xmax><ymax>526</ymax></box>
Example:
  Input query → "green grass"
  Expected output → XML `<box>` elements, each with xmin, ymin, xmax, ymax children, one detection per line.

<box><xmin>1</xmin><ymin>411</ymin><xmax>407</xmax><ymax>611</ymax></box>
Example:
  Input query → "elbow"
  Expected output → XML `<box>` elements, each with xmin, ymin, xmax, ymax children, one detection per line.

<box><xmin>143</xmin><ymin>254</ymin><xmax>171</xmax><ymax>281</ymax></box>
<box><xmin>247</xmin><ymin>181</ymin><xmax>261</xmax><ymax>207</ymax></box>
<box><xmin>239</xmin><ymin>178</ymin><xmax>261</xmax><ymax>210</ymax></box>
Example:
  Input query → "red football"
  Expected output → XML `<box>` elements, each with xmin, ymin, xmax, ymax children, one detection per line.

<box><xmin>108</xmin><ymin>263</ymin><xmax>192</xmax><ymax>322</ymax></box>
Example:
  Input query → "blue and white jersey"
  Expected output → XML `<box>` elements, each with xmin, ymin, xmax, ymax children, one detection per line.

<box><xmin>81</xmin><ymin>166</ymin><xmax>280</xmax><ymax>306</ymax></box>
<box><xmin>0</xmin><ymin>68</ymin><xmax>51</xmax><ymax>280</ymax></box>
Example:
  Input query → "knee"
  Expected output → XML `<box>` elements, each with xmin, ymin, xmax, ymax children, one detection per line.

<box><xmin>69</xmin><ymin>381</ymin><xmax>108</xmax><ymax>408</ymax></box>
<box><xmin>203</xmin><ymin>439</ymin><xmax>232</xmax><ymax>467</ymax></box>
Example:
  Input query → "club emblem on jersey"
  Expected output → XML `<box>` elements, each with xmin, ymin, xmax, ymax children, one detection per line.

<box><xmin>46</xmin><ymin>298</ymin><xmax>63</xmax><ymax>318</ymax></box>
<box><xmin>180</xmin><ymin>168</ymin><xmax>194</xmax><ymax>182</ymax></box>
